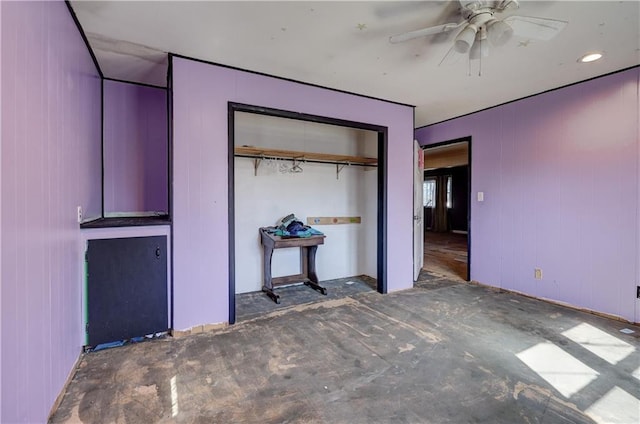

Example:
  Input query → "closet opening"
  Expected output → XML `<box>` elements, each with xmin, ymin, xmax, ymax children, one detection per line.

<box><xmin>227</xmin><ymin>103</ymin><xmax>388</xmax><ymax>323</ymax></box>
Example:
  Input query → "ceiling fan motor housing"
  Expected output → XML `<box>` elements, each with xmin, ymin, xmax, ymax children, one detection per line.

<box><xmin>456</xmin><ymin>3</ymin><xmax>515</xmax><ymax>53</ymax></box>
<box><xmin>455</xmin><ymin>10</ymin><xmax>494</xmax><ymax>53</ymax></box>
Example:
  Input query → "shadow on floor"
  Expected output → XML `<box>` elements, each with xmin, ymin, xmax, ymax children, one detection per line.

<box><xmin>235</xmin><ymin>275</ymin><xmax>377</xmax><ymax>322</ymax></box>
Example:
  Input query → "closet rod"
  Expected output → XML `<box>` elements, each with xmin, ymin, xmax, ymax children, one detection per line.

<box><xmin>234</xmin><ymin>154</ymin><xmax>377</xmax><ymax>168</ymax></box>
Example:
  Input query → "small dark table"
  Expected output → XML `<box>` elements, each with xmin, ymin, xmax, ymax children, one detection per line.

<box><xmin>259</xmin><ymin>227</ymin><xmax>327</xmax><ymax>304</ymax></box>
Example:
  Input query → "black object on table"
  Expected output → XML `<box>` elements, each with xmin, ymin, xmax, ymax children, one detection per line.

<box><xmin>259</xmin><ymin>227</ymin><xmax>327</xmax><ymax>304</ymax></box>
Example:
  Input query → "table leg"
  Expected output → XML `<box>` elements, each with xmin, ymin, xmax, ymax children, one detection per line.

<box><xmin>301</xmin><ymin>247</ymin><xmax>308</xmax><ymax>277</ymax></box>
<box><xmin>303</xmin><ymin>245</ymin><xmax>327</xmax><ymax>295</ymax></box>
<box><xmin>262</xmin><ymin>244</ymin><xmax>280</xmax><ymax>304</ymax></box>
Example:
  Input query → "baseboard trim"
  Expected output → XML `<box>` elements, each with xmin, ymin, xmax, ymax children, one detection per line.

<box><xmin>171</xmin><ymin>322</ymin><xmax>228</xmax><ymax>338</ymax></box>
<box><xmin>471</xmin><ymin>280</ymin><xmax>637</xmax><ymax>325</ymax></box>
<box><xmin>48</xmin><ymin>350</ymin><xmax>83</xmax><ymax>420</ymax></box>
<box><xmin>451</xmin><ymin>230</ymin><xmax>468</xmax><ymax>235</ymax></box>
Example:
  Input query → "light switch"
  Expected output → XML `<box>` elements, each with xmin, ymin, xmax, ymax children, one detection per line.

<box><xmin>477</xmin><ymin>192</ymin><xmax>484</xmax><ymax>202</ymax></box>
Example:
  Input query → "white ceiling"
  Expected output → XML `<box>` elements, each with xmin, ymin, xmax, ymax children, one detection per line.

<box><xmin>70</xmin><ymin>1</ymin><xmax>640</xmax><ymax>127</ymax></box>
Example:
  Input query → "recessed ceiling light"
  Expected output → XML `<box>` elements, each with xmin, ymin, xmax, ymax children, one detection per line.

<box><xmin>578</xmin><ymin>52</ymin><xmax>603</xmax><ymax>63</ymax></box>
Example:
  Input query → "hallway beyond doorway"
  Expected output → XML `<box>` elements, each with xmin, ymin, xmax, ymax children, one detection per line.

<box><xmin>423</xmin><ymin>231</ymin><xmax>468</xmax><ymax>280</ymax></box>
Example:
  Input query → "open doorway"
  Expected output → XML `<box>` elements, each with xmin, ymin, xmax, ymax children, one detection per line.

<box><xmin>422</xmin><ymin>139</ymin><xmax>470</xmax><ymax>281</ymax></box>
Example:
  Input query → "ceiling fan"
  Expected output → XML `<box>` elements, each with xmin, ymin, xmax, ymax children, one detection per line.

<box><xmin>389</xmin><ymin>0</ymin><xmax>568</xmax><ymax>72</ymax></box>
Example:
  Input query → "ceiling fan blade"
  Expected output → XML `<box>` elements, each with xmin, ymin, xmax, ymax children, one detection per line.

<box><xmin>389</xmin><ymin>22</ymin><xmax>460</xmax><ymax>44</ymax></box>
<box><xmin>504</xmin><ymin>15</ymin><xmax>568</xmax><ymax>41</ymax></box>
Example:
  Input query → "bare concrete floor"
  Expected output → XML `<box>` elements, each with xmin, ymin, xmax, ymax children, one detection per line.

<box><xmin>51</xmin><ymin>275</ymin><xmax>640</xmax><ymax>423</ymax></box>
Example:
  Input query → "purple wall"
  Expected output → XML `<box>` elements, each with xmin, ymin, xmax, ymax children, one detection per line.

<box><xmin>104</xmin><ymin>80</ymin><xmax>168</xmax><ymax>214</ymax></box>
<box><xmin>0</xmin><ymin>3</ymin><xmax>4</xmax><ymax>421</ymax></box>
<box><xmin>172</xmin><ymin>57</ymin><xmax>414</xmax><ymax>330</ymax></box>
<box><xmin>416</xmin><ymin>68</ymin><xmax>640</xmax><ymax>322</ymax></box>
<box><xmin>1</xmin><ymin>3</ymin><xmax>3</xmax><ymax>419</ymax></box>
<box><xmin>1</xmin><ymin>1</ymin><xmax>102</xmax><ymax>422</ymax></box>
<box><xmin>637</xmin><ymin>69</ymin><xmax>640</xmax><ymax>325</ymax></box>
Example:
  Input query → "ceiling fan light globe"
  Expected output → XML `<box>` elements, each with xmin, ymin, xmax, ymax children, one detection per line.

<box><xmin>470</xmin><ymin>38</ymin><xmax>489</xmax><ymax>60</ymax></box>
<box><xmin>487</xmin><ymin>20</ymin><xmax>513</xmax><ymax>46</ymax></box>
<box><xmin>469</xmin><ymin>42</ymin><xmax>479</xmax><ymax>60</ymax></box>
<box><xmin>454</xmin><ymin>25</ymin><xmax>477</xmax><ymax>53</ymax></box>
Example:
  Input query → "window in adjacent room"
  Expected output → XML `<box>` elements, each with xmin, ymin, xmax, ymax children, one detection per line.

<box><xmin>423</xmin><ymin>179</ymin><xmax>436</xmax><ymax>207</ymax></box>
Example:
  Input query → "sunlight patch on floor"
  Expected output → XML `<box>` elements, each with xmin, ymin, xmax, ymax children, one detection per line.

<box><xmin>171</xmin><ymin>375</ymin><xmax>179</xmax><ymax>417</ymax></box>
<box><xmin>516</xmin><ymin>341</ymin><xmax>599</xmax><ymax>398</ymax></box>
<box><xmin>562</xmin><ymin>323</ymin><xmax>635</xmax><ymax>365</ymax></box>
<box><xmin>585</xmin><ymin>386</ymin><xmax>640</xmax><ymax>424</ymax></box>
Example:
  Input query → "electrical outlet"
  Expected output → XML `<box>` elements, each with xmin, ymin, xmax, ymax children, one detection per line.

<box><xmin>77</xmin><ymin>206</ymin><xmax>83</xmax><ymax>223</ymax></box>
<box><xmin>534</xmin><ymin>268</ymin><xmax>543</xmax><ymax>280</ymax></box>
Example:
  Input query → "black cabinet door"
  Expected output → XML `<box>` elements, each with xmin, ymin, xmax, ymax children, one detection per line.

<box><xmin>86</xmin><ymin>236</ymin><xmax>168</xmax><ymax>346</ymax></box>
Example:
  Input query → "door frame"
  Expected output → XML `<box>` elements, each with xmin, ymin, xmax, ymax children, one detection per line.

<box><xmin>422</xmin><ymin>136</ymin><xmax>471</xmax><ymax>281</ymax></box>
<box><xmin>413</xmin><ymin>140</ymin><xmax>424</xmax><ymax>280</ymax></box>
<box><xmin>227</xmin><ymin>102</ymin><xmax>389</xmax><ymax>324</ymax></box>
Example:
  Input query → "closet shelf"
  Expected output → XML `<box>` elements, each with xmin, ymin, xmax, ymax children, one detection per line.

<box><xmin>234</xmin><ymin>146</ymin><xmax>377</xmax><ymax>166</ymax></box>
